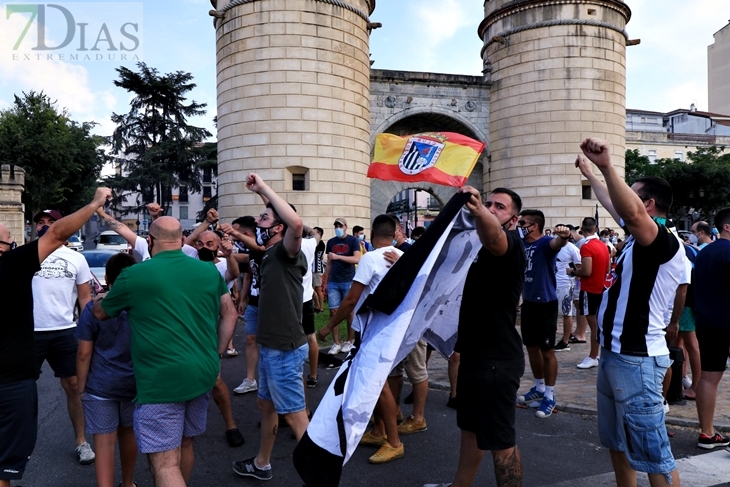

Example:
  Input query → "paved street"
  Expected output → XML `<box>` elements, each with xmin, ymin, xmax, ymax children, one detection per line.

<box><xmin>20</xmin><ymin>322</ymin><xmax>730</xmax><ymax>487</ymax></box>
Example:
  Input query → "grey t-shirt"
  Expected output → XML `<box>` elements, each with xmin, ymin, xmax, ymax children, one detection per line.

<box><xmin>257</xmin><ymin>241</ymin><xmax>308</xmax><ymax>350</ymax></box>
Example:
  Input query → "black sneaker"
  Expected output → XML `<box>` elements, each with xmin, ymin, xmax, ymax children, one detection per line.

<box><xmin>233</xmin><ymin>457</ymin><xmax>273</xmax><ymax>480</ymax></box>
<box><xmin>569</xmin><ymin>334</ymin><xmax>586</xmax><ymax>344</ymax></box>
<box><xmin>307</xmin><ymin>375</ymin><xmax>318</xmax><ymax>388</ymax></box>
<box><xmin>555</xmin><ymin>340</ymin><xmax>570</xmax><ymax>352</ymax></box>
<box><xmin>698</xmin><ymin>433</ymin><xmax>730</xmax><ymax>449</ymax></box>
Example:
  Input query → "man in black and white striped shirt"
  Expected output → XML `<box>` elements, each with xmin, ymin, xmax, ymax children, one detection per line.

<box><xmin>576</xmin><ymin>138</ymin><xmax>684</xmax><ymax>487</ymax></box>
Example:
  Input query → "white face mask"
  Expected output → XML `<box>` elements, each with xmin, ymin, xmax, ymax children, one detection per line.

<box><xmin>689</xmin><ymin>234</ymin><xmax>698</xmax><ymax>245</ymax></box>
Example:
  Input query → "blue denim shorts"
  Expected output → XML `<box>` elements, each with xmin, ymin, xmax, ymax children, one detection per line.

<box><xmin>597</xmin><ymin>348</ymin><xmax>676</xmax><ymax>475</ymax></box>
<box><xmin>82</xmin><ymin>395</ymin><xmax>135</xmax><ymax>434</ymax></box>
<box><xmin>244</xmin><ymin>305</ymin><xmax>258</xmax><ymax>335</ymax></box>
<box><xmin>258</xmin><ymin>344</ymin><xmax>308</xmax><ymax>414</ymax></box>
<box><xmin>327</xmin><ymin>281</ymin><xmax>352</xmax><ymax>309</ymax></box>
<box><xmin>133</xmin><ymin>391</ymin><xmax>211</xmax><ymax>453</ymax></box>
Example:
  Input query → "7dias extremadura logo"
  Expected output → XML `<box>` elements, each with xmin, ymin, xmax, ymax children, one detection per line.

<box><xmin>2</xmin><ymin>3</ymin><xmax>143</xmax><ymax>61</ymax></box>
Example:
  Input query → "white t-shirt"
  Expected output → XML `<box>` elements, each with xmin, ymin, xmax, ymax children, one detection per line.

<box><xmin>33</xmin><ymin>246</ymin><xmax>92</xmax><ymax>331</ymax></box>
<box><xmin>214</xmin><ymin>258</ymin><xmax>235</xmax><ymax>289</ymax></box>
<box><xmin>301</xmin><ymin>237</ymin><xmax>317</xmax><ymax>303</ymax></box>
<box><xmin>555</xmin><ymin>242</ymin><xmax>581</xmax><ymax>288</ymax></box>
<box><xmin>133</xmin><ymin>236</ymin><xmax>198</xmax><ymax>262</ymax></box>
<box><xmin>351</xmin><ymin>246</ymin><xmax>402</xmax><ymax>332</ymax></box>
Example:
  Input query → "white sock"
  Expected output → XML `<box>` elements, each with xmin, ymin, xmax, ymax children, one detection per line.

<box><xmin>544</xmin><ymin>386</ymin><xmax>555</xmax><ymax>400</ymax></box>
<box><xmin>254</xmin><ymin>458</ymin><xmax>271</xmax><ymax>471</ymax></box>
<box><xmin>534</xmin><ymin>378</ymin><xmax>545</xmax><ymax>392</ymax></box>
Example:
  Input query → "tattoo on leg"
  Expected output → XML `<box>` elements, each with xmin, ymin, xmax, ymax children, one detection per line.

<box><xmin>272</xmin><ymin>425</ymin><xmax>278</xmax><ymax>436</ymax></box>
<box><xmin>494</xmin><ymin>448</ymin><xmax>522</xmax><ymax>487</ymax></box>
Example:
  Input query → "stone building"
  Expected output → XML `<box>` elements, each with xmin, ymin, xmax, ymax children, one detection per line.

<box><xmin>211</xmin><ymin>0</ymin><xmax>634</xmax><ymax>231</ymax></box>
<box><xmin>709</xmin><ymin>21</ymin><xmax>730</xmax><ymax>116</ymax></box>
<box><xmin>0</xmin><ymin>165</ymin><xmax>25</xmax><ymax>244</ymax></box>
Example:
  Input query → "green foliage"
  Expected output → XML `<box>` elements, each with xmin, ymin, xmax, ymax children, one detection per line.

<box><xmin>625</xmin><ymin>147</ymin><xmax>730</xmax><ymax>219</ymax></box>
<box><xmin>107</xmin><ymin>62</ymin><xmax>212</xmax><ymax>215</ymax></box>
<box><xmin>0</xmin><ymin>91</ymin><xmax>107</xmax><ymax>220</ymax></box>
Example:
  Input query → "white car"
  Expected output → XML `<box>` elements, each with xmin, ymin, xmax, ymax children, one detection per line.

<box><xmin>95</xmin><ymin>231</ymin><xmax>130</xmax><ymax>252</ymax></box>
<box><xmin>65</xmin><ymin>235</ymin><xmax>83</xmax><ymax>251</ymax></box>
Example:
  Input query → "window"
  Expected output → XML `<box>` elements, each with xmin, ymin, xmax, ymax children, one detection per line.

<box><xmin>203</xmin><ymin>186</ymin><xmax>212</xmax><ymax>201</ymax></box>
<box><xmin>582</xmin><ymin>184</ymin><xmax>592</xmax><ymax>200</ymax></box>
<box><xmin>179</xmin><ymin>206</ymin><xmax>188</xmax><ymax>220</ymax></box>
<box><xmin>648</xmin><ymin>149</ymin><xmax>657</xmax><ymax>163</ymax></box>
<box><xmin>675</xmin><ymin>151</ymin><xmax>685</xmax><ymax>162</ymax></box>
<box><xmin>179</xmin><ymin>186</ymin><xmax>188</xmax><ymax>203</ymax></box>
<box><xmin>161</xmin><ymin>186</ymin><xmax>172</xmax><ymax>204</ymax></box>
<box><xmin>203</xmin><ymin>167</ymin><xmax>212</xmax><ymax>184</ymax></box>
<box><xmin>292</xmin><ymin>174</ymin><xmax>305</xmax><ymax>191</ymax></box>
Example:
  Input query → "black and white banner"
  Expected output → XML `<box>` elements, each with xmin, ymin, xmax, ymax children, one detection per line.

<box><xmin>294</xmin><ymin>192</ymin><xmax>481</xmax><ymax>486</ymax></box>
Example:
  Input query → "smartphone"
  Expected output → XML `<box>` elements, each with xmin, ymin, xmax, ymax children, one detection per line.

<box><xmin>568</xmin><ymin>262</ymin><xmax>577</xmax><ymax>271</ymax></box>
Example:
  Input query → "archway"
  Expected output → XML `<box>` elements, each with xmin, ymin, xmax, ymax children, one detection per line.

<box><xmin>370</xmin><ymin>110</ymin><xmax>487</xmax><ymax>222</ymax></box>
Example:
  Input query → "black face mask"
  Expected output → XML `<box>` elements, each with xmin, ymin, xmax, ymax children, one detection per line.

<box><xmin>198</xmin><ymin>247</ymin><xmax>217</xmax><ymax>262</ymax></box>
<box><xmin>37</xmin><ymin>225</ymin><xmax>50</xmax><ymax>238</ymax></box>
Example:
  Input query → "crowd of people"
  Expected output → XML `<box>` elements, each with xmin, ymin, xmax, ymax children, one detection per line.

<box><xmin>2</xmin><ymin>136</ymin><xmax>729</xmax><ymax>487</ymax></box>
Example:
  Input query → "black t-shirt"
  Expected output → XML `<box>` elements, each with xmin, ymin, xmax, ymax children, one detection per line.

<box><xmin>246</xmin><ymin>250</ymin><xmax>265</xmax><ymax>307</ymax></box>
<box><xmin>314</xmin><ymin>241</ymin><xmax>325</xmax><ymax>274</ymax></box>
<box><xmin>397</xmin><ymin>241</ymin><xmax>412</xmax><ymax>252</ymax></box>
<box><xmin>0</xmin><ymin>240</ymin><xmax>41</xmax><ymax>384</ymax></box>
<box><xmin>456</xmin><ymin>230</ymin><xmax>526</xmax><ymax>363</ymax></box>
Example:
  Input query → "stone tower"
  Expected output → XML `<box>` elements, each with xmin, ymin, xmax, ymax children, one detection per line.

<box><xmin>0</xmin><ymin>165</ymin><xmax>26</xmax><ymax>244</ymax></box>
<box><xmin>211</xmin><ymin>0</ymin><xmax>375</xmax><ymax>228</ymax></box>
<box><xmin>480</xmin><ymin>0</ymin><xmax>631</xmax><ymax>228</ymax></box>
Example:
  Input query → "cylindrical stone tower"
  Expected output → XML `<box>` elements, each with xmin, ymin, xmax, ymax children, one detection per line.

<box><xmin>480</xmin><ymin>0</ymin><xmax>631</xmax><ymax>228</ymax></box>
<box><xmin>212</xmin><ymin>0</ymin><xmax>375</xmax><ymax>229</ymax></box>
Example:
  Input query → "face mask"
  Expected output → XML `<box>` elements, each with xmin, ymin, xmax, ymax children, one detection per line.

<box><xmin>392</xmin><ymin>239</ymin><xmax>398</xmax><ymax>247</ymax></box>
<box><xmin>601</xmin><ymin>237</ymin><xmax>608</xmax><ymax>243</ymax></box>
<box><xmin>37</xmin><ymin>225</ymin><xmax>49</xmax><ymax>238</ymax></box>
<box><xmin>689</xmin><ymin>234</ymin><xmax>698</xmax><ymax>245</ymax></box>
<box><xmin>358</xmin><ymin>234</ymin><xmax>364</xmax><ymax>241</ymax></box>
<box><xmin>335</xmin><ymin>228</ymin><xmax>345</xmax><ymax>238</ymax></box>
<box><xmin>197</xmin><ymin>247</ymin><xmax>216</xmax><ymax>262</ymax></box>
<box><xmin>256</xmin><ymin>226</ymin><xmax>274</xmax><ymax>246</ymax></box>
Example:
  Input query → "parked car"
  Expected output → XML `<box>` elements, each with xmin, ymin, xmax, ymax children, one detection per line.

<box><xmin>65</xmin><ymin>235</ymin><xmax>83</xmax><ymax>251</ymax></box>
<box><xmin>95</xmin><ymin>231</ymin><xmax>130</xmax><ymax>252</ymax></box>
<box><xmin>80</xmin><ymin>250</ymin><xmax>118</xmax><ymax>289</ymax></box>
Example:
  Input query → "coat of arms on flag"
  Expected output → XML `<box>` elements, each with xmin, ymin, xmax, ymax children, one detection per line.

<box><xmin>398</xmin><ymin>137</ymin><xmax>444</xmax><ymax>175</ymax></box>
<box><xmin>368</xmin><ymin>131</ymin><xmax>486</xmax><ymax>188</ymax></box>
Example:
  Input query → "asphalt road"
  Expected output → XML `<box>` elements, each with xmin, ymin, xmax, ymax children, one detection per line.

<box><xmin>20</xmin><ymin>340</ymin><xmax>730</xmax><ymax>487</ymax></box>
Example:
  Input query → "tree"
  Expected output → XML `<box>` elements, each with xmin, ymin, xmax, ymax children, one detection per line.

<box><xmin>0</xmin><ymin>91</ymin><xmax>107</xmax><ymax>221</ymax></box>
<box><xmin>625</xmin><ymin>147</ymin><xmax>730</xmax><ymax>220</ymax></box>
<box><xmin>107</xmin><ymin>62</ymin><xmax>212</xmax><ymax>215</ymax></box>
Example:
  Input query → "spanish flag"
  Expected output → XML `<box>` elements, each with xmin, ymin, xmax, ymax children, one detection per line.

<box><xmin>368</xmin><ymin>132</ymin><xmax>486</xmax><ymax>188</ymax></box>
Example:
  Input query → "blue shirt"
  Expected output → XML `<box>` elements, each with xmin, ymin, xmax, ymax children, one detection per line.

<box><xmin>523</xmin><ymin>236</ymin><xmax>559</xmax><ymax>302</ymax></box>
<box><xmin>326</xmin><ymin>235</ymin><xmax>360</xmax><ymax>283</ymax></box>
<box><xmin>694</xmin><ymin>239</ymin><xmax>730</xmax><ymax>330</ymax></box>
<box><xmin>75</xmin><ymin>302</ymin><xmax>136</xmax><ymax>401</ymax></box>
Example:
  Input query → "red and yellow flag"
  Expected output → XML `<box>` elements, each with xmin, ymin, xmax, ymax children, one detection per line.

<box><xmin>368</xmin><ymin>132</ymin><xmax>485</xmax><ymax>188</ymax></box>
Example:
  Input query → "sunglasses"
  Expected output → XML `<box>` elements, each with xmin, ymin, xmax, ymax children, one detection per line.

<box><xmin>517</xmin><ymin>220</ymin><xmax>535</xmax><ymax>227</ymax></box>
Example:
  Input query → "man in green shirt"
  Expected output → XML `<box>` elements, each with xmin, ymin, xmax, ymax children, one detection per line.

<box><xmin>93</xmin><ymin>216</ymin><xmax>237</xmax><ymax>487</ymax></box>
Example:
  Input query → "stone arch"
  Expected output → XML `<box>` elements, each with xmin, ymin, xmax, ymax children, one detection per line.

<box><xmin>370</xmin><ymin>109</ymin><xmax>487</xmax><ymax>222</ymax></box>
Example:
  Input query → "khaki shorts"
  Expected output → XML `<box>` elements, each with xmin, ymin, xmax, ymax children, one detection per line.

<box><xmin>313</xmin><ymin>273</ymin><xmax>323</xmax><ymax>287</ymax></box>
<box><xmin>389</xmin><ymin>339</ymin><xmax>428</xmax><ymax>384</ymax></box>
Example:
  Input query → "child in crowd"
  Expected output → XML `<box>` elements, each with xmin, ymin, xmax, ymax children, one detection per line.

<box><xmin>76</xmin><ymin>252</ymin><xmax>138</xmax><ymax>487</ymax></box>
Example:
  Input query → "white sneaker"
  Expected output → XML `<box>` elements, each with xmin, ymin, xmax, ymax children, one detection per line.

<box><xmin>328</xmin><ymin>343</ymin><xmax>342</xmax><ymax>355</ymax></box>
<box><xmin>340</xmin><ymin>341</ymin><xmax>353</xmax><ymax>353</ymax></box>
<box><xmin>233</xmin><ymin>378</ymin><xmax>258</xmax><ymax>394</ymax></box>
<box><xmin>576</xmin><ymin>357</ymin><xmax>599</xmax><ymax>369</ymax></box>
<box><xmin>76</xmin><ymin>441</ymin><xmax>95</xmax><ymax>465</ymax></box>
<box><xmin>682</xmin><ymin>375</ymin><xmax>692</xmax><ymax>389</ymax></box>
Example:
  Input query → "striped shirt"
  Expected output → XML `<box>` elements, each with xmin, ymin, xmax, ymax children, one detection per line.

<box><xmin>597</xmin><ymin>222</ymin><xmax>684</xmax><ymax>356</ymax></box>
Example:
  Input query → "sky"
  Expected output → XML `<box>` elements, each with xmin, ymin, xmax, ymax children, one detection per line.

<box><xmin>0</xmin><ymin>0</ymin><xmax>728</xmax><ymax>142</ymax></box>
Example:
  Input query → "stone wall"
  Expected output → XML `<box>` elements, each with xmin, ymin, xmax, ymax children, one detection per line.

<box><xmin>481</xmin><ymin>0</ymin><xmax>631</xmax><ymax>228</ymax></box>
<box><xmin>214</xmin><ymin>0</ymin><xmax>375</xmax><ymax>230</ymax></box>
<box><xmin>0</xmin><ymin>165</ymin><xmax>25</xmax><ymax>244</ymax></box>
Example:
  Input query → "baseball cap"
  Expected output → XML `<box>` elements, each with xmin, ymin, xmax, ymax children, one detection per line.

<box><xmin>33</xmin><ymin>209</ymin><xmax>63</xmax><ymax>223</ymax></box>
<box><xmin>334</xmin><ymin>217</ymin><xmax>347</xmax><ymax>226</ymax></box>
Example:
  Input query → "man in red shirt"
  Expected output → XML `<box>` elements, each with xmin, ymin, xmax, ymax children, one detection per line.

<box><xmin>569</xmin><ymin>217</ymin><xmax>610</xmax><ymax>369</ymax></box>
